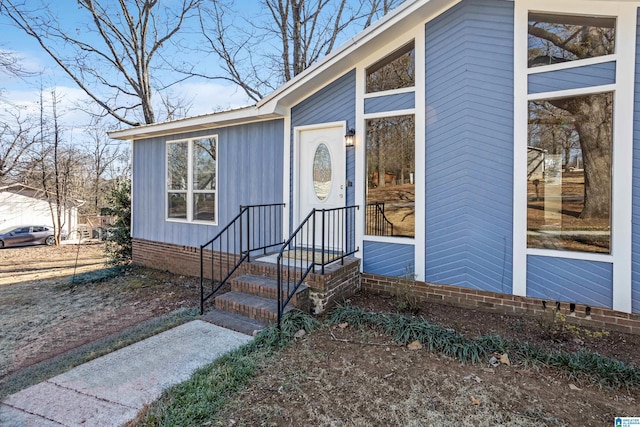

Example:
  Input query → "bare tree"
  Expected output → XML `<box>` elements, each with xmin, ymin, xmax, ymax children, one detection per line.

<box><xmin>0</xmin><ymin>108</ymin><xmax>39</xmax><ymax>184</ymax></box>
<box><xmin>197</xmin><ymin>0</ymin><xmax>403</xmax><ymax>102</ymax></box>
<box><xmin>0</xmin><ymin>49</ymin><xmax>25</xmax><ymax>77</ymax></box>
<box><xmin>1</xmin><ymin>0</ymin><xmax>200</xmax><ymax>126</ymax></box>
<box><xmin>82</xmin><ymin>126</ymin><xmax>124</xmax><ymax>213</ymax></box>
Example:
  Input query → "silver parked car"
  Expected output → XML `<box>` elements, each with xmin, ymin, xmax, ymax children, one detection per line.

<box><xmin>0</xmin><ymin>225</ymin><xmax>58</xmax><ymax>248</ymax></box>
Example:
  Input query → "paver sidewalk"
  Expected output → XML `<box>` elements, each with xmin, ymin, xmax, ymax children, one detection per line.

<box><xmin>0</xmin><ymin>320</ymin><xmax>252</xmax><ymax>426</ymax></box>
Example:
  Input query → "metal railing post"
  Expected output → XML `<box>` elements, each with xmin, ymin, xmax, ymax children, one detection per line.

<box><xmin>321</xmin><ymin>210</ymin><xmax>326</xmax><ymax>275</ymax></box>
<box><xmin>200</xmin><ymin>245</ymin><xmax>204</xmax><ymax>315</ymax></box>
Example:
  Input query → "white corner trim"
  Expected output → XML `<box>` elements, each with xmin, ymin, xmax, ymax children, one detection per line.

<box><xmin>283</xmin><ymin>113</ymin><xmax>291</xmax><ymax>238</ymax></box>
<box><xmin>512</xmin><ymin>0</ymin><xmax>529</xmax><ymax>297</ymax></box>
<box><xmin>611</xmin><ymin>4</ymin><xmax>637</xmax><ymax>313</ymax></box>
<box><xmin>414</xmin><ymin>26</ymin><xmax>426</xmax><ymax>282</ymax></box>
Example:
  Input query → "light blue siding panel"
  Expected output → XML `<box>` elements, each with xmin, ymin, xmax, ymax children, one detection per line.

<box><xmin>132</xmin><ymin>119</ymin><xmax>284</xmax><ymax>248</ymax></box>
<box><xmin>528</xmin><ymin>61</ymin><xmax>616</xmax><ymax>94</ymax></box>
<box><xmin>291</xmin><ymin>70</ymin><xmax>356</xmax><ymax>221</ymax></box>
<box><xmin>425</xmin><ymin>0</ymin><xmax>514</xmax><ymax>292</ymax></box>
<box><xmin>364</xmin><ymin>92</ymin><xmax>415</xmax><ymax>114</ymax></box>
<box><xmin>527</xmin><ymin>256</ymin><xmax>613</xmax><ymax>308</ymax></box>
<box><xmin>632</xmin><ymin>7</ymin><xmax>640</xmax><ymax>314</ymax></box>
<box><xmin>363</xmin><ymin>240</ymin><xmax>415</xmax><ymax>277</ymax></box>
<box><xmin>292</xmin><ymin>71</ymin><xmax>356</xmax><ymax>127</ymax></box>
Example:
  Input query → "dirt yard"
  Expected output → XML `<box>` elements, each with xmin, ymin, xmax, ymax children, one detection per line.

<box><xmin>0</xmin><ymin>243</ymin><xmax>198</xmax><ymax>378</ymax></box>
<box><xmin>218</xmin><ymin>293</ymin><xmax>640</xmax><ymax>427</ymax></box>
<box><xmin>2</xmin><ymin>245</ymin><xmax>639</xmax><ymax>425</ymax></box>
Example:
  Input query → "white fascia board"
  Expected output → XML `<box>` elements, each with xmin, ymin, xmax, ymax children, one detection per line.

<box><xmin>108</xmin><ymin>105</ymin><xmax>283</xmax><ymax>141</ymax></box>
<box><xmin>257</xmin><ymin>0</ymin><xmax>460</xmax><ymax>111</ymax></box>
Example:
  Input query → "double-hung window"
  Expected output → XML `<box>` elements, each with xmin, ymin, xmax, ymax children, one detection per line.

<box><xmin>166</xmin><ymin>136</ymin><xmax>217</xmax><ymax>223</ymax></box>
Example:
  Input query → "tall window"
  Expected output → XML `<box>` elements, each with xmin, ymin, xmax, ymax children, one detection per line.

<box><xmin>525</xmin><ymin>12</ymin><xmax>616</xmax><ymax>254</ymax></box>
<box><xmin>166</xmin><ymin>136</ymin><xmax>217</xmax><ymax>223</ymax></box>
<box><xmin>527</xmin><ymin>93</ymin><xmax>612</xmax><ymax>253</ymax></box>
<box><xmin>365</xmin><ymin>115</ymin><xmax>415</xmax><ymax>238</ymax></box>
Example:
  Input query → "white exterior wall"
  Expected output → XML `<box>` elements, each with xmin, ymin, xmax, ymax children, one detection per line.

<box><xmin>0</xmin><ymin>192</ymin><xmax>77</xmax><ymax>233</ymax></box>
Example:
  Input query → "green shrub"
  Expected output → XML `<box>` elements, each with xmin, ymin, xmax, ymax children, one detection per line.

<box><xmin>104</xmin><ymin>178</ymin><xmax>132</xmax><ymax>265</ymax></box>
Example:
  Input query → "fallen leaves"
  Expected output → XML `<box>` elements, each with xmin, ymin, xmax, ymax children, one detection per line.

<box><xmin>407</xmin><ymin>340</ymin><xmax>422</xmax><ymax>350</ymax></box>
<box><xmin>489</xmin><ymin>353</ymin><xmax>510</xmax><ymax>367</ymax></box>
<box><xmin>470</xmin><ymin>396</ymin><xmax>481</xmax><ymax>405</ymax></box>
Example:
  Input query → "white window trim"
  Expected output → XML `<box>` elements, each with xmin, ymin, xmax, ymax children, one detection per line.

<box><xmin>165</xmin><ymin>135</ymin><xmax>218</xmax><ymax>225</ymax></box>
<box><xmin>513</xmin><ymin>0</ymin><xmax>637</xmax><ymax>312</ymax></box>
<box><xmin>355</xmin><ymin>26</ymin><xmax>426</xmax><ymax>280</ymax></box>
<box><xmin>363</xmin><ymin>86</ymin><xmax>416</xmax><ymax>99</ymax></box>
<box><xmin>527</xmin><ymin>54</ymin><xmax>617</xmax><ymax>75</ymax></box>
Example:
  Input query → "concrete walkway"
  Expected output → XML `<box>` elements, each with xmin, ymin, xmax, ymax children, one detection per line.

<box><xmin>0</xmin><ymin>320</ymin><xmax>252</xmax><ymax>426</ymax></box>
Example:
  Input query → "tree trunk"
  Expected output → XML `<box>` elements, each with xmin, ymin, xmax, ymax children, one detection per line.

<box><xmin>550</xmin><ymin>94</ymin><xmax>611</xmax><ymax>220</ymax></box>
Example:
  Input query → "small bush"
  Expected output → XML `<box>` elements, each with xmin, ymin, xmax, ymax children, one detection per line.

<box><xmin>104</xmin><ymin>178</ymin><xmax>132</xmax><ymax>265</ymax></box>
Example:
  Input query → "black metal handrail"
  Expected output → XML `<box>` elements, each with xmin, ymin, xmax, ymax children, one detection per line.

<box><xmin>366</xmin><ymin>202</ymin><xmax>394</xmax><ymax>236</ymax></box>
<box><xmin>276</xmin><ymin>205</ymin><xmax>359</xmax><ymax>328</ymax></box>
<box><xmin>200</xmin><ymin>203</ymin><xmax>285</xmax><ymax>314</ymax></box>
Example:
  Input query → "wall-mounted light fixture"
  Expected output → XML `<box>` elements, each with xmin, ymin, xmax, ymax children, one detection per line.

<box><xmin>345</xmin><ymin>128</ymin><xmax>356</xmax><ymax>147</ymax></box>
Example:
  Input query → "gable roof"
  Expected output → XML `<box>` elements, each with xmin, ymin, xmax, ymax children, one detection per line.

<box><xmin>109</xmin><ymin>0</ymin><xmax>459</xmax><ymax>141</ymax></box>
<box><xmin>0</xmin><ymin>184</ymin><xmax>84</xmax><ymax>207</ymax></box>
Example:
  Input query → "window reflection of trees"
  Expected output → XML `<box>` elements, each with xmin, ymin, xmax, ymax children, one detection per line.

<box><xmin>366</xmin><ymin>41</ymin><xmax>415</xmax><ymax>93</ymax></box>
<box><xmin>527</xmin><ymin>13</ymin><xmax>614</xmax><ymax>253</ymax></box>
<box><xmin>365</xmin><ymin>115</ymin><xmax>415</xmax><ymax>238</ymax></box>
<box><xmin>194</xmin><ymin>138</ymin><xmax>216</xmax><ymax>191</ymax></box>
<box><xmin>528</xmin><ymin>14</ymin><xmax>615</xmax><ymax>67</ymax></box>
<box><xmin>167</xmin><ymin>142</ymin><xmax>188</xmax><ymax>190</ymax></box>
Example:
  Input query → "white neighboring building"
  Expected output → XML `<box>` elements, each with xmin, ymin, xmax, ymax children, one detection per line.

<box><xmin>0</xmin><ymin>184</ymin><xmax>79</xmax><ymax>234</ymax></box>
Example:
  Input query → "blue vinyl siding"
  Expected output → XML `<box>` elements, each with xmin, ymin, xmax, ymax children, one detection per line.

<box><xmin>364</xmin><ymin>92</ymin><xmax>415</xmax><ymax>114</ymax></box>
<box><xmin>528</xmin><ymin>61</ymin><xmax>616</xmax><ymax>94</ymax></box>
<box><xmin>132</xmin><ymin>119</ymin><xmax>284</xmax><ymax>247</ymax></box>
<box><xmin>424</xmin><ymin>0</ymin><xmax>514</xmax><ymax>293</ymax></box>
<box><xmin>527</xmin><ymin>256</ymin><xmax>613</xmax><ymax>308</ymax></box>
<box><xmin>632</xmin><ymin>7</ymin><xmax>640</xmax><ymax>314</ymax></box>
<box><xmin>363</xmin><ymin>240</ymin><xmax>414</xmax><ymax>277</ymax></box>
<box><xmin>291</xmin><ymin>70</ymin><xmax>356</xmax><ymax>220</ymax></box>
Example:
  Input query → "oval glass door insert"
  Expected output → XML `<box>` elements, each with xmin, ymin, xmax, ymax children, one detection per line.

<box><xmin>313</xmin><ymin>143</ymin><xmax>332</xmax><ymax>201</ymax></box>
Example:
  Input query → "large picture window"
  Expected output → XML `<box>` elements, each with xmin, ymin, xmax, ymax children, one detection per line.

<box><xmin>365</xmin><ymin>115</ymin><xmax>415</xmax><ymax>238</ymax></box>
<box><xmin>527</xmin><ymin>93</ymin><xmax>612</xmax><ymax>253</ymax></box>
<box><xmin>166</xmin><ymin>136</ymin><xmax>217</xmax><ymax>223</ymax></box>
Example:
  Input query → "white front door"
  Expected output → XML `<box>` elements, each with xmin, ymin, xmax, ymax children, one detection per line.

<box><xmin>297</xmin><ymin>125</ymin><xmax>346</xmax><ymax>229</ymax></box>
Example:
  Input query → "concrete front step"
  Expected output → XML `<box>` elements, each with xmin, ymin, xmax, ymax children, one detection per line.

<box><xmin>230</xmin><ymin>274</ymin><xmax>310</xmax><ymax>311</ymax></box>
<box><xmin>214</xmin><ymin>291</ymin><xmax>294</xmax><ymax>324</ymax></box>
<box><xmin>200</xmin><ymin>309</ymin><xmax>267</xmax><ymax>336</ymax></box>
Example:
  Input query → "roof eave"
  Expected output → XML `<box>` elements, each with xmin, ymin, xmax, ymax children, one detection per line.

<box><xmin>108</xmin><ymin>105</ymin><xmax>285</xmax><ymax>141</ymax></box>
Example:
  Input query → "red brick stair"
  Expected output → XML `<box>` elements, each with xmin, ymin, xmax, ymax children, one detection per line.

<box><xmin>201</xmin><ymin>272</ymin><xmax>310</xmax><ymax>335</ymax></box>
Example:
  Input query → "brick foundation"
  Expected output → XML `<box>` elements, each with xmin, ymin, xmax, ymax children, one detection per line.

<box><xmin>361</xmin><ymin>273</ymin><xmax>640</xmax><ymax>336</ymax></box>
<box><xmin>132</xmin><ymin>238</ymin><xmax>239</xmax><ymax>280</ymax></box>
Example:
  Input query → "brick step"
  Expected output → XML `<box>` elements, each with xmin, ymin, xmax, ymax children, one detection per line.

<box><xmin>200</xmin><ymin>308</ymin><xmax>267</xmax><ymax>336</ymax></box>
<box><xmin>214</xmin><ymin>291</ymin><xmax>294</xmax><ymax>324</ymax></box>
<box><xmin>230</xmin><ymin>274</ymin><xmax>310</xmax><ymax>311</ymax></box>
